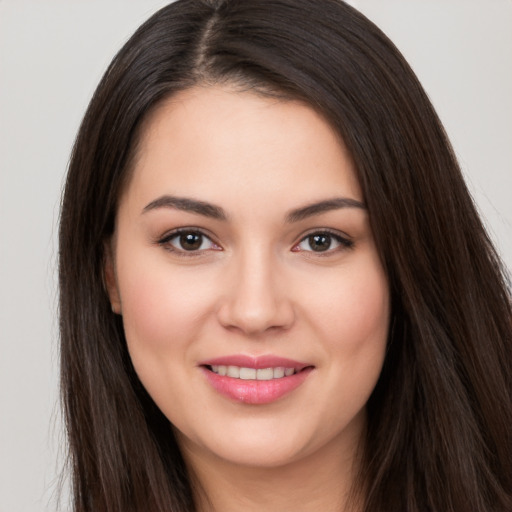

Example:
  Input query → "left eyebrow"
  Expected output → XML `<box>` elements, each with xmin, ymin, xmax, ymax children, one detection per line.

<box><xmin>285</xmin><ymin>197</ymin><xmax>366</xmax><ymax>223</ymax></box>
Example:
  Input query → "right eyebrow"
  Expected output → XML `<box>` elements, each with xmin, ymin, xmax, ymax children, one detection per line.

<box><xmin>142</xmin><ymin>195</ymin><xmax>228</xmax><ymax>221</ymax></box>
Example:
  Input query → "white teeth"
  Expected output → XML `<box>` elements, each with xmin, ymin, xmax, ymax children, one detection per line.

<box><xmin>240</xmin><ymin>367</ymin><xmax>256</xmax><ymax>380</ymax></box>
<box><xmin>256</xmin><ymin>368</ymin><xmax>274</xmax><ymax>380</ymax></box>
<box><xmin>227</xmin><ymin>365</ymin><xmax>240</xmax><ymax>378</ymax></box>
<box><xmin>210</xmin><ymin>365</ymin><xmax>297</xmax><ymax>380</ymax></box>
<box><xmin>273</xmin><ymin>367</ymin><xmax>285</xmax><ymax>378</ymax></box>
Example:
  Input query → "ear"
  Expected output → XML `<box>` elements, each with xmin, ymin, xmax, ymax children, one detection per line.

<box><xmin>103</xmin><ymin>241</ymin><xmax>122</xmax><ymax>314</ymax></box>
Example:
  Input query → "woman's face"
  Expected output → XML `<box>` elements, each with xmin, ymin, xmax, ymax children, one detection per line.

<box><xmin>106</xmin><ymin>86</ymin><xmax>390</xmax><ymax>470</ymax></box>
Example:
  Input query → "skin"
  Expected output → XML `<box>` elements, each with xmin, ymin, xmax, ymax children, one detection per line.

<box><xmin>105</xmin><ymin>85</ymin><xmax>390</xmax><ymax>512</ymax></box>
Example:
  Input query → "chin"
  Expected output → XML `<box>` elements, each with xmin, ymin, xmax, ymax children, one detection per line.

<box><xmin>177</xmin><ymin>419</ymin><xmax>339</xmax><ymax>471</ymax></box>
<box><xmin>211</xmin><ymin>441</ymin><xmax>310</xmax><ymax>469</ymax></box>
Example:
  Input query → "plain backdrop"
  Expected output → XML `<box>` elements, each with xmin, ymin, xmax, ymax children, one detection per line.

<box><xmin>0</xmin><ymin>1</ymin><xmax>510</xmax><ymax>511</ymax></box>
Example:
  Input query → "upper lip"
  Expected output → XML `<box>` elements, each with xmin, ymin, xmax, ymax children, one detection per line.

<box><xmin>199</xmin><ymin>354</ymin><xmax>312</xmax><ymax>371</ymax></box>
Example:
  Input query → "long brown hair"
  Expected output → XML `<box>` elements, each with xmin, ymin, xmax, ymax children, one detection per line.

<box><xmin>59</xmin><ymin>0</ymin><xmax>512</xmax><ymax>510</ymax></box>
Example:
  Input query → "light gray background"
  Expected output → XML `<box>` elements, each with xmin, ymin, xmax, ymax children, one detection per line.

<box><xmin>1</xmin><ymin>1</ymin><xmax>510</xmax><ymax>511</ymax></box>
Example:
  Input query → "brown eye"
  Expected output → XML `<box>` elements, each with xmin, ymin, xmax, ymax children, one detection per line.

<box><xmin>158</xmin><ymin>230</ymin><xmax>220</xmax><ymax>253</ymax></box>
<box><xmin>178</xmin><ymin>232</ymin><xmax>203</xmax><ymax>251</ymax></box>
<box><xmin>307</xmin><ymin>234</ymin><xmax>332</xmax><ymax>252</ymax></box>
<box><xmin>294</xmin><ymin>231</ymin><xmax>353</xmax><ymax>254</ymax></box>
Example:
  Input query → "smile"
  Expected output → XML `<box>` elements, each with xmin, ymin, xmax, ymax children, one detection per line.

<box><xmin>200</xmin><ymin>355</ymin><xmax>314</xmax><ymax>404</ymax></box>
<box><xmin>208</xmin><ymin>365</ymin><xmax>296</xmax><ymax>380</ymax></box>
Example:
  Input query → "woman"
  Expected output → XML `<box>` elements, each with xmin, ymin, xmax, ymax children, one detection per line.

<box><xmin>59</xmin><ymin>0</ymin><xmax>512</xmax><ymax>510</ymax></box>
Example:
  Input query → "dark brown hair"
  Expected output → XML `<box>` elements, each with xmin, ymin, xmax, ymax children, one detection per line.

<box><xmin>59</xmin><ymin>0</ymin><xmax>512</xmax><ymax>510</ymax></box>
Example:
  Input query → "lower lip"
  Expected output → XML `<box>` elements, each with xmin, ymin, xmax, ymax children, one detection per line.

<box><xmin>201</xmin><ymin>367</ymin><xmax>313</xmax><ymax>405</ymax></box>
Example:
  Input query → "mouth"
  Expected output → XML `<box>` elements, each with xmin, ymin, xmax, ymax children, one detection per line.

<box><xmin>205</xmin><ymin>365</ymin><xmax>306</xmax><ymax>380</ymax></box>
<box><xmin>200</xmin><ymin>356</ymin><xmax>314</xmax><ymax>404</ymax></box>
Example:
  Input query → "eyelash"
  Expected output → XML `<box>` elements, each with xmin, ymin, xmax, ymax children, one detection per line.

<box><xmin>157</xmin><ymin>228</ymin><xmax>220</xmax><ymax>256</ymax></box>
<box><xmin>157</xmin><ymin>228</ymin><xmax>354</xmax><ymax>256</ymax></box>
<box><xmin>292</xmin><ymin>229</ymin><xmax>354</xmax><ymax>255</ymax></box>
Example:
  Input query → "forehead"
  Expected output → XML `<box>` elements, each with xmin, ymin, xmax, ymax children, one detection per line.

<box><xmin>123</xmin><ymin>85</ymin><xmax>362</xmax><ymax>213</ymax></box>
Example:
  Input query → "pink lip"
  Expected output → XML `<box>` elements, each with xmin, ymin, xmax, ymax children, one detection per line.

<box><xmin>199</xmin><ymin>354</ymin><xmax>314</xmax><ymax>405</ymax></box>
<box><xmin>201</xmin><ymin>354</ymin><xmax>310</xmax><ymax>371</ymax></box>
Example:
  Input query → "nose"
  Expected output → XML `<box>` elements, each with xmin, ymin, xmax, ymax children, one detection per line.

<box><xmin>216</xmin><ymin>248</ymin><xmax>295</xmax><ymax>336</ymax></box>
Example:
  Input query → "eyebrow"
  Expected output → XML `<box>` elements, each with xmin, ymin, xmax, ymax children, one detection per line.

<box><xmin>142</xmin><ymin>195</ymin><xmax>228</xmax><ymax>220</ymax></box>
<box><xmin>285</xmin><ymin>197</ymin><xmax>366</xmax><ymax>223</ymax></box>
<box><xmin>142</xmin><ymin>195</ymin><xmax>366</xmax><ymax>222</ymax></box>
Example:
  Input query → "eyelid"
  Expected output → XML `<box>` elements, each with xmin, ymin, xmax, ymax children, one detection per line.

<box><xmin>292</xmin><ymin>228</ymin><xmax>354</xmax><ymax>253</ymax></box>
<box><xmin>157</xmin><ymin>227</ymin><xmax>222</xmax><ymax>254</ymax></box>
<box><xmin>155</xmin><ymin>226</ymin><xmax>353</xmax><ymax>255</ymax></box>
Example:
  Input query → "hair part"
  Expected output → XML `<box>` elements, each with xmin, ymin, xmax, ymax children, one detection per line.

<box><xmin>59</xmin><ymin>1</ymin><xmax>512</xmax><ymax>510</ymax></box>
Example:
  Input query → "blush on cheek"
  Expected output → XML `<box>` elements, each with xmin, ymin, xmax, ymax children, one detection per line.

<box><xmin>120</xmin><ymin>268</ymin><xmax>216</xmax><ymax>351</ymax></box>
<box><xmin>352</xmin><ymin>288</ymin><xmax>389</xmax><ymax>338</ymax></box>
<box><xmin>347</xmin><ymin>263</ymin><xmax>389</xmax><ymax>324</ymax></box>
<box><xmin>317</xmin><ymin>273</ymin><xmax>389</xmax><ymax>353</ymax></box>
<box><xmin>120</xmin><ymin>275</ymin><xmax>178</xmax><ymax>349</ymax></box>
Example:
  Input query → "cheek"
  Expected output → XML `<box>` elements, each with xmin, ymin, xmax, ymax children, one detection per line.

<box><xmin>307</xmin><ymin>255</ymin><xmax>390</xmax><ymax>359</ymax></box>
<box><xmin>116</xmin><ymin>255</ymin><xmax>215</xmax><ymax>353</ymax></box>
<box><xmin>314</xmin><ymin>260</ymin><xmax>389</xmax><ymax>421</ymax></box>
<box><xmin>115</xmin><ymin>256</ymin><xmax>219</xmax><ymax>414</ymax></box>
